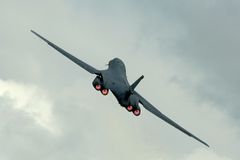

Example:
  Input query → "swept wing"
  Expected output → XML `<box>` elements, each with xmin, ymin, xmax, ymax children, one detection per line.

<box><xmin>134</xmin><ymin>91</ymin><xmax>209</xmax><ymax>147</ymax></box>
<box><xmin>31</xmin><ymin>30</ymin><xmax>100</xmax><ymax>75</ymax></box>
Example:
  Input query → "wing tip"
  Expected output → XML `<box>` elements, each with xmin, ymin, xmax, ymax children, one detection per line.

<box><xmin>204</xmin><ymin>142</ymin><xmax>210</xmax><ymax>147</ymax></box>
<box><xmin>30</xmin><ymin>30</ymin><xmax>38</xmax><ymax>36</ymax></box>
<box><xmin>202</xmin><ymin>141</ymin><xmax>210</xmax><ymax>147</ymax></box>
<box><xmin>30</xmin><ymin>30</ymin><xmax>50</xmax><ymax>44</ymax></box>
<box><xmin>191</xmin><ymin>135</ymin><xmax>209</xmax><ymax>147</ymax></box>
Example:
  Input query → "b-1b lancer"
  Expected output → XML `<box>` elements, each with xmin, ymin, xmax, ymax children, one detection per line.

<box><xmin>31</xmin><ymin>30</ymin><xmax>209</xmax><ymax>147</ymax></box>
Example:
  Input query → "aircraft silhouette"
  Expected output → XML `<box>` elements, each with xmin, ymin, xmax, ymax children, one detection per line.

<box><xmin>31</xmin><ymin>30</ymin><xmax>209</xmax><ymax>147</ymax></box>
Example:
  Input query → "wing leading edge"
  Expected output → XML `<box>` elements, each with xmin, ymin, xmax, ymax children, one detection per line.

<box><xmin>134</xmin><ymin>91</ymin><xmax>209</xmax><ymax>147</ymax></box>
<box><xmin>31</xmin><ymin>30</ymin><xmax>100</xmax><ymax>75</ymax></box>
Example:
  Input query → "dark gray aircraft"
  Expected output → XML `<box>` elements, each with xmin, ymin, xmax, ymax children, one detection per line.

<box><xmin>31</xmin><ymin>30</ymin><xmax>209</xmax><ymax>147</ymax></box>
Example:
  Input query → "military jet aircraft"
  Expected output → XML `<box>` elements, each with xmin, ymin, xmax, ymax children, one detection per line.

<box><xmin>31</xmin><ymin>30</ymin><xmax>209</xmax><ymax>147</ymax></box>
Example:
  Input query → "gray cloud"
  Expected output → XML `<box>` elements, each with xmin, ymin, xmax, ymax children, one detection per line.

<box><xmin>0</xmin><ymin>0</ymin><xmax>239</xmax><ymax>160</ymax></box>
<box><xmin>132</xmin><ymin>1</ymin><xmax>240</xmax><ymax>119</ymax></box>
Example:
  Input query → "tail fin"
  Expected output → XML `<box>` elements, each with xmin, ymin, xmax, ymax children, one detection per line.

<box><xmin>130</xmin><ymin>75</ymin><xmax>144</xmax><ymax>92</ymax></box>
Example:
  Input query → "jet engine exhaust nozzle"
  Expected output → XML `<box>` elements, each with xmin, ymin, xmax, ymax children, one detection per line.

<box><xmin>95</xmin><ymin>84</ymin><xmax>101</xmax><ymax>90</ymax></box>
<box><xmin>126</xmin><ymin>105</ymin><xmax>133</xmax><ymax>112</ymax></box>
<box><xmin>133</xmin><ymin>109</ymin><xmax>141</xmax><ymax>116</ymax></box>
<box><xmin>101</xmin><ymin>89</ymin><xmax>109</xmax><ymax>95</ymax></box>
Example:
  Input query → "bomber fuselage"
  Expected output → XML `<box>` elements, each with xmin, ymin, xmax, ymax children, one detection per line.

<box><xmin>101</xmin><ymin>58</ymin><xmax>131</xmax><ymax>107</ymax></box>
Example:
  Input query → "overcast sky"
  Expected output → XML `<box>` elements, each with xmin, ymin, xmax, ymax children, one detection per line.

<box><xmin>0</xmin><ymin>0</ymin><xmax>240</xmax><ymax>160</ymax></box>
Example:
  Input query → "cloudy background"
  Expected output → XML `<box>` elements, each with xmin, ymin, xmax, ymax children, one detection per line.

<box><xmin>0</xmin><ymin>0</ymin><xmax>239</xmax><ymax>159</ymax></box>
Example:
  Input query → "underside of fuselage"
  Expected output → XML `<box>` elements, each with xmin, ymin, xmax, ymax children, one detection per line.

<box><xmin>91</xmin><ymin>58</ymin><xmax>142</xmax><ymax>116</ymax></box>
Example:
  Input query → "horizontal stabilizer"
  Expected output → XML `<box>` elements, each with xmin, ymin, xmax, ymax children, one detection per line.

<box><xmin>130</xmin><ymin>75</ymin><xmax>144</xmax><ymax>92</ymax></box>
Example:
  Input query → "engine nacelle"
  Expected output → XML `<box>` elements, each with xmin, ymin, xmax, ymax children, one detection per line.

<box><xmin>127</xmin><ymin>94</ymin><xmax>141</xmax><ymax>116</ymax></box>
<box><xmin>92</xmin><ymin>76</ymin><xmax>109</xmax><ymax>95</ymax></box>
<box><xmin>128</xmin><ymin>94</ymin><xmax>139</xmax><ymax>107</ymax></box>
<box><xmin>92</xmin><ymin>76</ymin><xmax>103</xmax><ymax>90</ymax></box>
